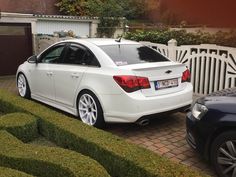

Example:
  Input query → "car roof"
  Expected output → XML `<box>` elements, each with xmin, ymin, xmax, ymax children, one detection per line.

<box><xmin>66</xmin><ymin>38</ymin><xmax>140</xmax><ymax>46</ymax></box>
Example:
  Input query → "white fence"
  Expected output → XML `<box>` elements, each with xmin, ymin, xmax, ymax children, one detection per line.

<box><xmin>141</xmin><ymin>40</ymin><xmax>236</xmax><ymax>95</ymax></box>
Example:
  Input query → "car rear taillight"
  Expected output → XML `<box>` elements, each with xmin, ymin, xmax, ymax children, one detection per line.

<box><xmin>113</xmin><ymin>75</ymin><xmax>150</xmax><ymax>93</ymax></box>
<box><xmin>182</xmin><ymin>68</ymin><xmax>191</xmax><ymax>82</ymax></box>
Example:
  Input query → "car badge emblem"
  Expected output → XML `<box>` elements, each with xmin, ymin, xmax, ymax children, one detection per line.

<box><xmin>165</xmin><ymin>70</ymin><xmax>172</xmax><ymax>74</ymax></box>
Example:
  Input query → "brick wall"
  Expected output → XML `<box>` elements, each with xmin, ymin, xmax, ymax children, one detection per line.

<box><xmin>0</xmin><ymin>0</ymin><xmax>59</xmax><ymax>15</ymax></box>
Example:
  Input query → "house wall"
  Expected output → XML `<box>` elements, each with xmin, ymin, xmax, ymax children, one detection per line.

<box><xmin>0</xmin><ymin>0</ymin><xmax>58</xmax><ymax>15</ymax></box>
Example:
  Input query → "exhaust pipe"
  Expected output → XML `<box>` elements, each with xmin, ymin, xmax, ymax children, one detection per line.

<box><xmin>181</xmin><ymin>107</ymin><xmax>191</xmax><ymax>113</ymax></box>
<box><xmin>137</xmin><ymin>119</ymin><xmax>150</xmax><ymax>126</ymax></box>
<box><xmin>184</xmin><ymin>108</ymin><xmax>191</xmax><ymax>112</ymax></box>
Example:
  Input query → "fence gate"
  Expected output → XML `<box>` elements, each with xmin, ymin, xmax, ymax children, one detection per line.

<box><xmin>141</xmin><ymin>41</ymin><xmax>236</xmax><ymax>95</ymax></box>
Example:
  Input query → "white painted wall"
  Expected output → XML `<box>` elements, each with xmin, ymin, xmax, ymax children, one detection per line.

<box><xmin>36</xmin><ymin>20</ymin><xmax>90</xmax><ymax>37</ymax></box>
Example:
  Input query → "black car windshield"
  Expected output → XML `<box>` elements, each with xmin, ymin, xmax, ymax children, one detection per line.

<box><xmin>99</xmin><ymin>44</ymin><xmax>169</xmax><ymax>66</ymax></box>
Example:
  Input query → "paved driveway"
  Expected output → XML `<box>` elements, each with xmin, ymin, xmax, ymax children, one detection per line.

<box><xmin>0</xmin><ymin>76</ymin><xmax>215</xmax><ymax>176</ymax></box>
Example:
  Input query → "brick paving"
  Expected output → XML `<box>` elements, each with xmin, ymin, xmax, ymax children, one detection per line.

<box><xmin>106</xmin><ymin>114</ymin><xmax>215</xmax><ymax>176</ymax></box>
<box><xmin>0</xmin><ymin>76</ymin><xmax>216</xmax><ymax>176</ymax></box>
<box><xmin>0</xmin><ymin>76</ymin><xmax>17</xmax><ymax>94</ymax></box>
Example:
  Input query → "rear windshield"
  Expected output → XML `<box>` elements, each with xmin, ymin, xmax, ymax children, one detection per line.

<box><xmin>99</xmin><ymin>44</ymin><xmax>169</xmax><ymax>66</ymax></box>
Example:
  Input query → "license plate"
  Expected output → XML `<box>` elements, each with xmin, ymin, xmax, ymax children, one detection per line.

<box><xmin>154</xmin><ymin>78</ymin><xmax>178</xmax><ymax>90</ymax></box>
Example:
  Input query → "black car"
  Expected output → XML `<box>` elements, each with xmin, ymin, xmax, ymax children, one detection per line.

<box><xmin>186</xmin><ymin>88</ymin><xmax>236</xmax><ymax>177</ymax></box>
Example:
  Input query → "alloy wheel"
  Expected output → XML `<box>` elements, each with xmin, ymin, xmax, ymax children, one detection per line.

<box><xmin>17</xmin><ymin>74</ymin><xmax>27</xmax><ymax>97</ymax></box>
<box><xmin>78</xmin><ymin>94</ymin><xmax>98</xmax><ymax>126</ymax></box>
<box><xmin>217</xmin><ymin>140</ymin><xmax>236</xmax><ymax>177</ymax></box>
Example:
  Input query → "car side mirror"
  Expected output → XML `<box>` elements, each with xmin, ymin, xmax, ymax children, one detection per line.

<box><xmin>27</xmin><ymin>55</ymin><xmax>38</xmax><ymax>64</ymax></box>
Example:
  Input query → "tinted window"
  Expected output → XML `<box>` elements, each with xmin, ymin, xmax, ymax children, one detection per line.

<box><xmin>84</xmin><ymin>52</ymin><xmax>100</xmax><ymax>66</ymax></box>
<box><xmin>64</xmin><ymin>45</ymin><xmax>86</xmax><ymax>65</ymax></box>
<box><xmin>40</xmin><ymin>45</ymin><xmax>65</xmax><ymax>63</ymax></box>
<box><xmin>99</xmin><ymin>44</ymin><xmax>169</xmax><ymax>66</ymax></box>
<box><xmin>64</xmin><ymin>44</ymin><xmax>100</xmax><ymax>67</ymax></box>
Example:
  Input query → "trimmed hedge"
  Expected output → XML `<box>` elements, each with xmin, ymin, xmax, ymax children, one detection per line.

<box><xmin>0</xmin><ymin>113</ymin><xmax>39</xmax><ymax>142</ymax></box>
<box><xmin>125</xmin><ymin>29</ymin><xmax>236</xmax><ymax>47</ymax></box>
<box><xmin>0</xmin><ymin>130</ymin><xmax>110</xmax><ymax>177</ymax></box>
<box><xmin>0</xmin><ymin>90</ymin><xmax>208</xmax><ymax>177</ymax></box>
<box><xmin>0</xmin><ymin>167</ymin><xmax>34</xmax><ymax>177</ymax></box>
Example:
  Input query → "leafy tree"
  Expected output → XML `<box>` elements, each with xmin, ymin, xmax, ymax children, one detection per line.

<box><xmin>79</xmin><ymin>0</ymin><xmax>124</xmax><ymax>37</ymax></box>
<box><xmin>56</xmin><ymin>0</ymin><xmax>147</xmax><ymax>19</ymax></box>
<box><xmin>55</xmin><ymin>0</ymin><xmax>88</xmax><ymax>16</ymax></box>
<box><xmin>55</xmin><ymin>0</ymin><xmax>147</xmax><ymax>37</ymax></box>
<box><xmin>115</xmin><ymin>0</ymin><xmax>146</xmax><ymax>20</ymax></box>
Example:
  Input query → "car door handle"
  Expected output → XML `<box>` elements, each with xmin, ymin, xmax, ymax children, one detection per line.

<box><xmin>46</xmin><ymin>72</ymin><xmax>53</xmax><ymax>76</ymax></box>
<box><xmin>71</xmin><ymin>73</ymin><xmax>79</xmax><ymax>78</ymax></box>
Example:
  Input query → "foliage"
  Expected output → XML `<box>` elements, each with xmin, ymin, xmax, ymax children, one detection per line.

<box><xmin>55</xmin><ymin>0</ymin><xmax>88</xmax><ymax>16</ymax></box>
<box><xmin>0</xmin><ymin>108</ymin><xmax>109</xmax><ymax>177</ymax></box>
<box><xmin>0</xmin><ymin>113</ymin><xmax>39</xmax><ymax>142</ymax></box>
<box><xmin>56</xmin><ymin>0</ymin><xmax>147</xmax><ymax>37</ymax></box>
<box><xmin>56</xmin><ymin>0</ymin><xmax>146</xmax><ymax>19</ymax></box>
<box><xmin>0</xmin><ymin>89</ymin><xmax>208</xmax><ymax>177</ymax></box>
<box><xmin>115</xmin><ymin>0</ymin><xmax>146</xmax><ymax>20</ymax></box>
<box><xmin>125</xmin><ymin>29</ymin><xmax>236</xmax><ymax>47</ymax></box>
<box><xmin>0</xmin><ymin>167</ymin><xmax>33</xmax><ymax>177</ymax></box>
<box><xmin>93</xmin><ymin>0</ymin><xmax>124</xmax><ymax>37</ymax></box>
<box><xmin>0</xmin><ymin>131</ymin><xmax>109</xmax><ymax>177</ymax></box>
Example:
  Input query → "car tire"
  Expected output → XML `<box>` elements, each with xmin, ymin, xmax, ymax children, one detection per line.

<box><xmin>17</xmin><ymin>73</ymin><xmax>31</xmax><ymax>99</ymax></box>
<box><xmin>77</xmin><ymin>90</ymin><xmax>105</xmax><ymax>128</ymax></box>
<box><xmin>210</xmin><ymin>131</ymin><xmax>236</xmax><ymax>177</ymax></box>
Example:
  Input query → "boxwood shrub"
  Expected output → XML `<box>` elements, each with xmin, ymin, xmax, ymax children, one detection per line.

<box><xmin>0</xmin><ymin>167</ymin><xmax>34</xmax><ymax>177</ymax></box>
<box><xmin>0</xmin><ymin>90</ymin><xmax>208</xmax><ymax>177</ymax></box>
<box><xmin>0</xmin><ymin>130</ymin><xmax>110</xmax><ymax>177</ymax></box>
<box><xmin>125</xmin><ymin>29</ymin><xmax>236</xmax><ymax>47</ymax></box>
<box><xmin>0</xmin><ymin>113</ymin><xmax>39</xmax><ymax>142</ymax></box>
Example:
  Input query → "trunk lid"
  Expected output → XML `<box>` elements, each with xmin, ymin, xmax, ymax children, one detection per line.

<box><xmin>119</xmin><ymin>62</ymin><xmax>187</xmax><ymax>97</ymax></box>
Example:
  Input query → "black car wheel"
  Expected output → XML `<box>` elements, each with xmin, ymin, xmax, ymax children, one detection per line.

<box><xmin>211</xmin><ymin>131</ymin><xmax>236</xmax><ymax>177</ymax></box>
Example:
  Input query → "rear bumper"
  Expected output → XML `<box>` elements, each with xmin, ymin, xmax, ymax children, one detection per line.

<box><xmin>102</xmin><ymin>83</ymin><xmax>193</xmax><ymax>123</ymax></box>
<box><xmin>137</xmin><ymin>104</ymin><xmax>191</xmax><ymax>122</ymax></box>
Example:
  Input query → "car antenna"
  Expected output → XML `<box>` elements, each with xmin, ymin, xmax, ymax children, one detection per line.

<box><xmin>115</xmin><ymin>35</ymin><xmax>123</xmax><ymax>43</ymax></box>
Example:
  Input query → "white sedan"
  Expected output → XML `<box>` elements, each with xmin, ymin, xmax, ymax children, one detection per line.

<box><xmin>17</xmin><ymin>38</ymin><xmax>193</xmax><ymax>127</ymax></box>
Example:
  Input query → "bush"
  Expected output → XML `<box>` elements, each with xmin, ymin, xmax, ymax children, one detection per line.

<box><xmin>0</xmin><ymin>113</ymin><xmax>39</xmax><ymax>142</ymax></box>
<box><xmin>0</xmin><ymin>130</ymin><xmax>110</xmax><ymax>177</ymax></box>
<box><xmin>0</xmin><ymin>167</ymin><xmax>33</xmax><ymax>177</ymax></box>
<box><xmin>0</xmin><ymin>89</ymin><xmax>208</xmax><ymax>177</ymax></box>
<box><xmin>125</xmin><ymin>29</ymin><xmax>236</xmax><ymax>47</ymax></box>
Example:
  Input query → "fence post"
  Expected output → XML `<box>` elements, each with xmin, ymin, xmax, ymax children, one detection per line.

<box><xmin>168</xmin><ymin>39</ymin><xmax>177</xmax><ymax>61</ymax></box>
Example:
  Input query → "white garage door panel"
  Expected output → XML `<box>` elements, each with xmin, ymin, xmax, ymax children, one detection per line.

<box><xmin>36</xmin><ymin>21</ymin><xmax>90</xmax><ymax>37</ymax></box>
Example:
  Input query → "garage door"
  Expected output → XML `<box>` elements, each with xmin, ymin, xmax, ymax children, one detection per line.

<box><xmin>0</xmin><ymin>23</ymin><xmax>32</xmax><ymax>76</ymax></box>
<box><xmin>36</xmin><ymin>20</ymin><xmax>90</xmax><ymax>37</ymax></box>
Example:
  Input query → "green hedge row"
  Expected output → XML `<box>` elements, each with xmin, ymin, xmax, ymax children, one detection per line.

<box><xmin>0</xmin><ymin>89</ymin><xmax>207</xmax><ymax>177</ymax></box>
<box><xmin>125</xmin><ymin>29</ymin><xmax>236</xmax><ymax>47</ymax></box>
<box><xmin>0</xmin><ymin>167</ymin><xmax>34</xmax><ymax>177</ymax></box>
<box><xmin>0</xmin><ymin>130</ymin><xmax>110</xmax><ymax>177</ymax></box>
<box><xmin>0</xmin><ymin>113</ymin><xmax>39</xmax><ymax>142</ymax></box>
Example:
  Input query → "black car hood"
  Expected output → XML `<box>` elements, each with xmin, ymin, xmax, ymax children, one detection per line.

<box><xmin>197</xmin><ymin>88</ymin><xmax>236</xmax><ymax>114</ymax></box>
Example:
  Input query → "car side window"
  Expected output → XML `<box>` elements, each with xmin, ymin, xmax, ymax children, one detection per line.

<box><xmin>83</xmin><ymin>52</ymin><xmax>100</xmax><ymax>67</ymax></box>
<box><xmin>64</xmin><ymin>45</ymin><xmax>86</xmax><ymax>65</ymax></box>
<box><xmin>40</xmin><ymin>45</ymin><xmax>65</xmax><ymax>63</ymax></box>
<box><xmin>64</xmin><ymin>44</ymin><xmax>100</xmax><ymax>67</ymax></box>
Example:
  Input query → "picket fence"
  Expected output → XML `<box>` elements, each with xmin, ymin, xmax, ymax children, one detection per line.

<box><xmin>141</xmin><ymin>40</ymin><xmax>236</xmax><ymax>95</ymax></box>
